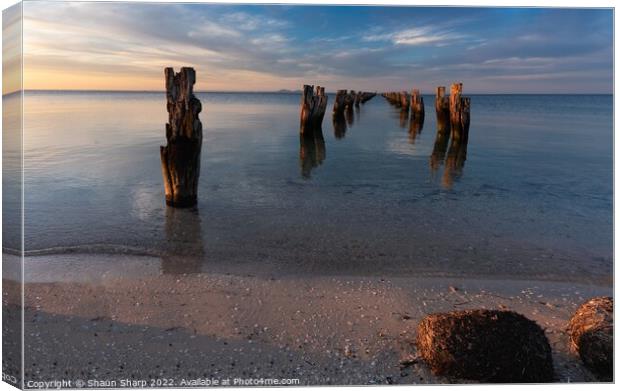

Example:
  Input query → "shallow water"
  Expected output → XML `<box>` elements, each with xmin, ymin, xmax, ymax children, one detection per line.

<box><xmin>4</xmin><ymin>91</ymin><xmax>613</xmax><ymax>280</ymax></box>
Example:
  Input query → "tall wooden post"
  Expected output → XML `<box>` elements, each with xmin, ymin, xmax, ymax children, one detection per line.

<box><xmin>399</xmin><ymin>91</ymin><xmax>410</xmax><ymax>111</ymax></box>
<box><xmin>354</xmin><ymin>91</ymin><xmax>362</xmax><ymax>107</ymax></box>
<box><xmin>449</xmin><ymin>82</ymin><xmax>471</xmax><ymax>143</ymax></box>
<box><xmin>435</xmin><ymin>86</ymin><xmax>450</xmax><ymax>133</ymax></box>
<box><xmin>300</xmin><ymin>85</ymin><xmax>328</xmax><ymax>134</ymax></box>
<box><xmin>333</xmin><ymin>90</ymin><xmax>348</xmax><ymax>115</ymax></box>
<box><xmin>160</xmin><ymin>67</ymin><xmax>203</xmax><ymax>207</ymax></box>
<box><xmin>344</xmin><ymin>91</ymin><xmax>356</xmax><ymax>112</ymax></box>
<box><xmin>410</xmin><ymin>89</ymin><xmax>425</xmax><ymax>121</ymax></box>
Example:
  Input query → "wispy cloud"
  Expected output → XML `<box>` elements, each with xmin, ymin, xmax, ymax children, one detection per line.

<box><xmin>364</xmin><ymin>26</ymin><xmax>466</xmax><ymax>46</ymax></box>
<box><xmin>18</xmin><ymin>2</ymin><xmax>613</xmax><ymax>93</ymax></box>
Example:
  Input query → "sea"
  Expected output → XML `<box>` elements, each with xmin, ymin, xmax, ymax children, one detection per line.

<box><xmin>2</xmin><ymin>91</ymin><xmax>613</xmax><ymax>282</ymax></box>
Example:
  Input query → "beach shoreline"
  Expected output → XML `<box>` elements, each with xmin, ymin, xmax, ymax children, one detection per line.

<box><xmin>3</xmin><ymin>254</ymin><xmax>612</xmax><ymax>385</ymax></box>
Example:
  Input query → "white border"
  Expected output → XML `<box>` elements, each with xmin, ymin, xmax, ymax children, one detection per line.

<box><xmin>0</xmin><ymin>1</ymin><xmax>617</xmax><ymax>391</ymax></box>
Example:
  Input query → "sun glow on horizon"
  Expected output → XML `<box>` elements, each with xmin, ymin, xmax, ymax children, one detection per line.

<box><xmin>5</xmin><ymin>2</ymin><xmax>613</xmax><ymax>94</ymax></box>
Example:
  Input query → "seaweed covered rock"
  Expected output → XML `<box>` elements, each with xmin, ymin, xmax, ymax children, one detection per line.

<box><xmin>567</xmin><ymin>296</ymin><xmax>613</xmax><ymax>380</ymax></box>
<box><xmin>416</xmin><ymin>309</ymin><xmax>553</xmax><ymax>382</ymax></box>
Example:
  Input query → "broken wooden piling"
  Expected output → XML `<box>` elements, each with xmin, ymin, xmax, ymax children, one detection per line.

<box><xmin>344</xmin><ymin>91</ymin><xmax>356</xmax><ymax>112</ymax></box>
<box><xmin>409</xmin><ymin>88</ymin><xmax>425</xmax><ymax>137</ymax></box>
<box><xmin>300</xmin><ymin>85</ymin><xmax>328</xmax><ymax>134</ymax></box>
<box><xmin>410</xmin><ymin>89</ymin><xmax>425</xmax><ymax>121</ymax></box>
<box><xmin>435</xmin><ymin>86</ymin><xmax>450</xmax><ymax>133</ymax></box>
<box><xmin>333</xmin><ymin>90</ymin><xmax>348</xmax><ymax>116</ymax></box>
<box><xmin>399</xmin><ymin>91</ymin><xmax>410</xmax><ymax>111</ymax></box>
<box><xmin>449</xmin><ymin>83</ymin><xmax>471</xmax><ymax>143</ymax></box>
<box><xmin>160</xmin><ymin>67</ymin><xmax>203</xmax><ymax>208</ymax></box>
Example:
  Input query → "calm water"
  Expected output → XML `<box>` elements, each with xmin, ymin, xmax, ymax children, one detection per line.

<box><xmin>5</xmin><ymin>91</ymin><xmax>613</xmax><ymax>280</ymax></box>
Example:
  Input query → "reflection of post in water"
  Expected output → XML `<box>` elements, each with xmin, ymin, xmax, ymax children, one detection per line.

<box><xmin>333</xmin><ymin>113</ymin><xmax>347</xmax><ymax>139</ymax></box>
<box><xmin>299</xmin><ymin>128</ymin><xmax>326</xmax><ymax>179</ymax></box>
<box><xmin>408</xmin><ymin>113</ymin><xmax>425</xmax><ymax>144</ymax></box>
<box><xmin>399</xmin><ymin>108</ymin><xmax>409</xmax><ymax>129</ymax></box>
<box><xmin>162</xmin><ymin>207</ymin><xmax>205</xmax><ymax>274</ymax></box>
<box><xmin>442</xmin><ymin>129</ymin><xmax>469</xmax><ymax>189</ymax></box>
<box><xmin>430</xmin><ymin>126</ymin><xmax>451</xmax><ymax>172</ymax></box>
<box><xmin>345</xmin><ymin>105</ymin><xmax>354</xmax><ymax>127</ymax></box>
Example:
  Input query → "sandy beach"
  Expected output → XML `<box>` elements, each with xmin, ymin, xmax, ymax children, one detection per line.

<box><xmin>3</xmin><ymin>253</ymin><xmax>612</xmax><ymax>385</ymax></box>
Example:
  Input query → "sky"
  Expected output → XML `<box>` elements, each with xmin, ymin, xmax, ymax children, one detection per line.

<box><xmin>4</xmin><ymin>1</ymin><xmax>615</xmax><ymax>93</ymax></box>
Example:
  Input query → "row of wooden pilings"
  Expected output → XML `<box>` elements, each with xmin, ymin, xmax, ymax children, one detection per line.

<box><xmin>381</xmin><ymin>89</ymin><xmax>425</xmax><ymax>123</ymax></box>
<box><xmin>381</xmin><ymin>83</ymin><xmax>470</xmax><ymax>140</ymax></box>
<box><xmin>158</xmin><ymin>68</ymin><xmax>472</xmax><ymax>206</ymax></box>
<box><xmin>435</xmin><ymin>83</ymin><xmax>471</xmax><ymax>142</ymax></box>
<box><xmin>299</xmin><ymin>85</ymin><xmax>376</xmax><ymax>134</ymax></box>
<box><xmin>382</xmin><ymin>83</ymin><xmax>471</xmax><ymax>189</ymax></box>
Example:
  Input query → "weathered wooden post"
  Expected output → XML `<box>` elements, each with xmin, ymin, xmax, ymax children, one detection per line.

<box><xmin>344</xmin><ymin>91</ymin><xmax>356</xmax><ymax>112</ymax></box>
<box><xmin>300</xmin><ymin>84</ymin><xmax>328</xmax><ymax>134</ymax></box>
<box><xmin>409</xmin><ymin>88</ymin><xmax>425</xmax><ymax>137</ymax></box>
<box><xmin>449</xmin><ymin>82</ymin><xmax>471</xmax><ymax>143</ymax></box>
<box><xmin>435</xmin><ymin>86</ymin><xmax>450</xmax><ymax>133</ymax></box>
<box><xmin>399</xmin><ymin>91</ymin><xmax>410</xmax><ymax>111</ymax></box>
<box><xmin>410</xmin><ymin>89</ymin><xmax>425</xmax><ymax>121</ymax></box>
<box><xmin>333</xmin><ymin>90</ymin><xmax>348</xmax><ymax>115</ymax></box>
<box><xmin>160</xmin><ymin>67</ymin><xmax>203</xmax><ymax>207</ymax></box>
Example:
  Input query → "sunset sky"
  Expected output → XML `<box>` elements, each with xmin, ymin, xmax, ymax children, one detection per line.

<box><xmin>4</xmin><ymin>1</ymin><xmax>614</xmax><ymax>93</ymax></box>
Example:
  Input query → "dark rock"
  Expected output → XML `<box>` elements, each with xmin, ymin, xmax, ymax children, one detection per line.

<box><xmin>567</xmin><ymin>296</ymin><xmax>613</xmax><ymax>380</ymax></box>
<box><xmin>415</xmin><ymin>309</ymin><xmax>553</xmax><ymax>383</ymax></box>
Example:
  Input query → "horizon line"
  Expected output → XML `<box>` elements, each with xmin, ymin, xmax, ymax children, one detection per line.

<box><xmin>3</xmin><ymin>89</ymin><xmax>613</xmax><ymax>97</ymax></box>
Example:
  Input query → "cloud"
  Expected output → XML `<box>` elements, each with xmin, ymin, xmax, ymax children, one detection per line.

<box><xmin>2</xmin><ymin>3</ymin><xmax>22</xmax><ymax>95</ymax></box>
<box><xmin>18</xmin><ymin>2</ymin><xmax>613</xmax><ymax>93</ymax></box>
<box><xmin>364</xmin><ymin>26</ymin><xmax>466</xmax><ymax>46</ymax></box>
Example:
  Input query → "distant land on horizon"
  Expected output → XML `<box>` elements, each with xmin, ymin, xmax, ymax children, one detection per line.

<box><xmin>7</xmin><ymin>89</ymin><xmax>613</xmax><ymax>96</ymax></box>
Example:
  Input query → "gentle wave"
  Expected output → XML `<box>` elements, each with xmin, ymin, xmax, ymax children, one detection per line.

<box><xmin>7</xmin><ymin>244</ymin><xmax>162</xmax><ymax>258</ymax></box>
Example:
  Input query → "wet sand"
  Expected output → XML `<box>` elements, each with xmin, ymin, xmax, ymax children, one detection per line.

<box><xmin>4</xmin><ymin>254</ymin><xmax>612</xmax><ymax>385</ymax></box>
